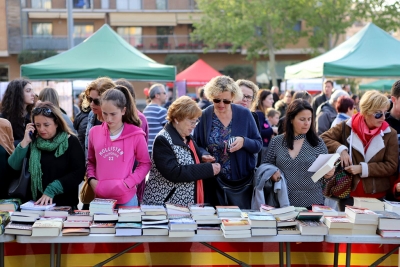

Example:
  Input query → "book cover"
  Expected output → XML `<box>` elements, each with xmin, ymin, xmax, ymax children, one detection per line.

<box><xmin>63</xmin><ymin>220</ymin><xmax>92</xmax><ymax>228</ymax></box>
<box><xmin>323</xmin><ymin>216</ymin><xmax>352</xmax><ymax>229</ymax></box>
<box><xmin>115</xmin><ymin>222</ymin><xmax>142</xmax><ymax>228</ymax></box>
<box><xmin>21</xmin><ymin>201</ymin><xmax>56</xmax><ymax>211</ymax></box>
<box><xmin>312</xmin><ymin>205</ymin><xmax>338</xmax><ymax>214</ymax></box>
<box><xmin>296</xmin><ymin>211</ymin><xmax>324</xmax><ymax>221</ymax></box>
<box><xmin>62</xmin><ymin>228</ymin><xmax>90</xmax><ymax>236</ymax></box>
<box><xmin>297</xmin><ymin>220</ymin><xmax>328</xmax><ymax>235</ymax></box>
<box><xmin>67</xmin><ymin>210</ymin><xmax>93</xmax><ymax>221</ymax></box>
<box><xmin>118</xmin><ymin>206</ymin><xmax>142</xmax><ymax>214</ymax></box>
<box><xmin>260</xmin><ymin>205</ymin><xmax>295</xmax><ymax>215</ymax></box>
<box><xmin>90</xmin><ymin>222</ymin><xmax>116</xmax><ymax>228</ymax></box>
<box><xmin>278</xmin><ymin>226</ymin><xmax>300</xmax><ymax>235</ymax></box>
<box><xmin>165</xmin><ymin>202</ymin><xmax>190</xmax><ymax>213</ymax></box>
<box><xmin>44</xmin><ymin>206</ymin><xmax>72</xmax><ymax>217</ymax></box>
<box><xmin>4</xmin><ymin>222</ymin><xmax>33</xmax><ymax>236</ymax></box>
<box><xmin>353</xmin><ymin>197</ymin><xmax>384</xmax><ymax>211</ymax></box>
<box><xmin>0</xmin><ymin>199</ymin><xmax>21</xmax><ymax>211</ymax></box>
<box><xmin>221</xmin><ymin>218</ymin><xmax>250</xmax><ymax>230</ymax></box>
<box><xmin>90</xmin><ymin>198</ymin><xmax>117</xmax><ymax>206</ymax></box>
<box><xmin>308</xmin><ymin>153</ymin><xmax>340</xmax><ymax>182</ymax></box>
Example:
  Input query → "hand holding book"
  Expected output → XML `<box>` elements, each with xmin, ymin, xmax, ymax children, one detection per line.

<box><xmin>323</xmin><ymin>167</ymin><xmax>335</xmax><ymax>179</ymax></box>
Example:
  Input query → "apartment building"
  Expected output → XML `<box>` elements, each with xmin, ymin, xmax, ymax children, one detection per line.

<box><xmin>1</xmin><ymin>0</ymin><xmax>312</xmax><ymax>96</ymax></box>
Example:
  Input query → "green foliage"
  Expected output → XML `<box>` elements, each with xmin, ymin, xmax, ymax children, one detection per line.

<box><xmin>223</xmin><ymin>65</ymin><xmax>255</xmax><ymax>80</ymax></box>
<box><xmin>17</xmin><ymin>50</ymin><xmax>58</xmax><ymax>64</ymax></box>
<box><xmin>164</xmin><ymin>54</ymin><xmax>199</xmax><ymax>73</ymax></box>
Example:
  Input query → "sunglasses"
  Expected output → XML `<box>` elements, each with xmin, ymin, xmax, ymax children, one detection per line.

<box><xmin>32</xmin><ymin>107</ymin><xmax>52</xmax><ymax>116</ymax></box>
<box><xmin>87</xmin><ymin>96</ymin><xmax>100</xmax><ymax>106</ymax></box>
<box><xmin>373</xmin><ymin>111</ymin><xmax>389</xmax><ymax>119</ymax></box>
<box><xmin>212</xmin><ymin>98</ymin><xmax>232</xmax><ymax>104</ymax></box>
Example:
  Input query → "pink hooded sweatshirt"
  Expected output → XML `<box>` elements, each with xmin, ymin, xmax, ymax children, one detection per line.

<box><xmin>87</xmin><ymin>122</ymin><xmax>151</xmax><ymax>204</ymax></box>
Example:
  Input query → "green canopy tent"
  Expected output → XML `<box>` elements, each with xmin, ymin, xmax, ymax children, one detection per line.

<box><xmin>359</xmin><ymin>79</ymin><xmax>397</xmax><ymax>91</ymax></box>
<box><xmin>21</xmin><ymin>24</ymin><xmax>176</xmax><ymax>81</ymax></box>
<box><xmin>285</xmin><ymin>23</ymin><xmax>400</xmax><ymax>79</ymax></box>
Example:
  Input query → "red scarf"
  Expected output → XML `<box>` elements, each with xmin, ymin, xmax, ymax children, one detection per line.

<box><xmin>188</xmin><ymin>139</ymin><xmax>204</xmax><ymax>203</ymax></box>
<box><xmin>351</xmin><ymin>113</ymin><xmax>389</xmax><ymax>152</ymax></box>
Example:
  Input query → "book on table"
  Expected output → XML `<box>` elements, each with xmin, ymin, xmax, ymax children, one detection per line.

<box><xmin>140</xmin><ymin>204</ymin><xmax>167</xmax><ymax>215</ymax></box>
<box><xmin>251</xmin><ymin>228</ymin><xmax>277</xmax><ymax>236</ymax></box>
<box><xmin>259</xmin><ymin>205</ymin><xmax>295</xmax><ymax>215</ymax></box>
<box><xmin>375</xmin><ymin>211</ymin><xmax>400</xmax><ymax>230</ymax></box>
<box><xmin>0</xmin><ymin>199</ymin><xmax>21</xmax><ymax>211</ymax></box>
<box><xmin>168</xmin><ymin>230</ymin><xmax>195</xmax><ymax>237</ymax></box>
<box><xmin>32</xmin><ymin>220</ymin><xmax>63</xmax><ymax>236</ymax></box>
<box><xmin>165</xmin><ymin>202</ymin><xmax>190</xmax><ymax>213</ymax></box>
<box><xmin>221</xmin><ymin>218</ymin><xmax>250</xmax><ymax>230</ymax></box>
<box><xmin>276</xmin><ymin>219</ymin><xmax>298</xmax><ymax>228</ymax></box>
<box><xmin>10</xmin><ymin>212</ymin><xmax>39</xmax><ymax>223</ymax></box>
<box><xmin>189</xmin><ymin>204</ymin><xmax>216</xmax><ymax>215</ymax></box>
<box><xmin>296</xmin><ymin>211</ymin><xmax>324</xmax><ymax>221</ymax></box>
<box><xmin>44</xmin><ymin>206</ymin><xmax>72</xmax><ymax>217</ymax></box>
<box><xmin>142</xmin><ymin>215</ymin><xmax>167</xmax><ymax>220</ymax></box>
<box><xmin>307</xmin><ymin>153</ymin><xmax>340</xmax><ymax>182</ymax></box>
<box><xmin>191</xmin><ymin>214</ymin><xmax>219</xmax><ymax>220</ymax></box>
<box><xmin>142</xmin><ymin>228</ymin><xmax>168</xmax><ymax>236</ymax></box>
<box><xmin>195</xmin><ymin>219</ymin><xmax>221</xmax><ymax>225</ymax></box>
<box><xmin>216</xmin><ymin>206</ymin><xmax>242</xmax><ymax>217</ymax></box>
<box><xmin>62</xmin><ymin>228</ymin><xmax>90</xmax><ymax>236</ymax></box>
<box><xmin>93</xmin><ymin>211</ymin><xmax>118</xmax><ymax>221</ymax></box>
<box><xmin>90</xmin><ymin>222</ymin><xmax>116</xmax><ymax>234</ymax></box>
<box><xmin>384</xmin><ymin>200</ymin><xmax>400</xmax><ymax>214</ymax></box>
<box><xmin>5</xmin><ymin>222</ymin><xmax>33</xmax><ymax>236</ymax></box>
<box><xmin>21</xmin><ymin>201</ymin><xmax>56</xmax><ymax>211</ymax></box>
<box><xmin>345</xmin><ymin>206</ymin><xmax>379</xmax><ymax>224</ymax></box>
<box><xmin>323</xmin><ymin>216</ymin><xmax>353</xmax><ymax>229</ymax></box>
<box><xmin>297</xmin><ymin>220</ymin><xmax>328</xmax><ymax>235</ymax></box>
<box><xmin>353</xmin><ymin>197</ymin><xmax>384</xmax><ymax>211</ymax></box>
<box><xmin>248</xmin><ymin>214</ymin><xmax>276</xmax><ymax>228</ymax></box>
<box><xmin>196</xmin><ymin>225</ymin><xmax>222</xmax><ymax>236</ymax></box>
<box><xmin>89</xmin><ymin>198</ymin><xmax>117</xmax><ymax>215</ymax></box>
<box><xmin>117</xmin><ymin>206</ymin><xmax>143</xmax><ymax>215</ymax></box>
<box><xmin>273</xmin><ymin>211</ymin><xmax>298</xmax><ymax>221</ymax></box>
<box><xmin>312</xmin><ymin>205</ymin><xmax>339</xmax><ymax>216</ymax></box>
<box><xmin>118</xmin><ymin>215</ymin><xmax>142</xmax><ymax>222</ymax></box>
<box><xmin>67</xmin><ymin>210</ymin><xmax>93</xmax><ymax>221</ymax></box>
<box><xmin>142</xmin><ymin>219</ymin><xmax>169</xmax><ymax>225</ymax></box>
<box><xmin>222</xmin><ymin>228</ymin><xmax>251</xmax><ymax>238</ymax></box>
<box><xmin>378</xmin><ymin>229</ymin><xmax>400</xmax><ymax>238</ymax></box>
<box><xmin>115</xmin><ymin>222</ymin><xmax>142</xmax><ymax>236</ymax></box>
<box><xmin>63</xmin><ymin>220</ymin><xmax>92</xmax><ymax>228</ymax></box>
<box><xmin>168</xmin><ymin>218</ymin><xmax>197</xmax><ymax>231</ymax></box>
<box><xmin>277</xmin><ymin>226</ymin><xmax>301</xmax><ymax>235</ymax></box>
<box><xmin>328</xmin><ymin>228</ymin><xmax>377</xmax><ymax>235</ymax></box>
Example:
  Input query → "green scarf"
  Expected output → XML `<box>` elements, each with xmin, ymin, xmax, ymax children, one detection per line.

<box><xmin>29</xmin><ymin>132</ymin><xmax>69</xmax><ymax>200</ymax></box>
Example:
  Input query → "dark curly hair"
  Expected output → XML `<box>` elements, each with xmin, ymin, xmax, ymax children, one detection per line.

<box><xmin>1</xmin><ymin>78</ymin><xmax>32</xmax><ymax>128</ymax></box>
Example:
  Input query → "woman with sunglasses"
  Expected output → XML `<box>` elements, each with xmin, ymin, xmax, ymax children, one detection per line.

<box><xmin>143</xmin><ymin>96</ymin><xmax>220</xmax><ymax>206</ymax></box>
<box><xmin>322</xmin><ymin>90</ymin><xmax>398</xmax><ymax>205</ymax></box>
<box><xmin>87</xmin><ymin>86</ymin><xmax>151</xmax><ymax>206</ymax></box>
<box><xmin>0</xmin><ymin>78</ymin><xmax>35</xmax><ymax>146</ymax></box>
<box><xmin>8</xmin><ymin>102</ymin><xmax>85</xmax><ymax>206</ymax></box>
<box><xmin>83</xmin><ymin>77</ymin><xmax>115</xmax><ymax>159</ymax></box>
<box><xmin>194</xmin><ymin>76</ymin><xmax>262</xmax><ymax>207</ymax></box>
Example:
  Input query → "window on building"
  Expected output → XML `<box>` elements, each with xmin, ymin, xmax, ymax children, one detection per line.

<box><xmin>116</xmin><ymin>0</ymin><xmax>141</xmax><ymax>10</ymax></box>
<box><xmin>293</xmin><ymin>21</ymin><xmax>302</xmax><ymax>32</ymax></box>
<box><xmin>32</xmin><ymin>23</ymin><xmax>52</xmax><ymax>36</ymax></box>
<box><xmin>156</xmin><ymin>0</ymin><xmax>167</xmax><ymax>10</ymax></box>
<box><xmin>32</xmin><ymin>0</ymin><xmax>51</xmax><ymax>8</ymax></box>
<box><xmin>116</xmin><ymin>27</ymin><xmax>142</xmax><ymax>47</ymax></box>
<box><xmin>156</xmin><ymin>26</ymin><xmax>172</xmax><ymax>49</ymax></box>
<box><xmin>73</xmin><ymin>0</ymin><xmax>91</xmax><ymax>8</ymax></box>
<box><xmin>0</xmin><ymin>65</ymin><xmax>9</xmax><ymax>82</ymax></box>
<box><xmin>74</xmin><ymin>24</ymin><xmax>94</xmax><ymax>38</ymax></box>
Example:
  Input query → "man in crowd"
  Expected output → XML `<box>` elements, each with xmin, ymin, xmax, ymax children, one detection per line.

<box><xmin>342</xmin><ymin>84</ymin><xmax>352</xmax><ymax>96</ymax></box>
<box><xmin>274</xmin><ymin>90</ymin><xmax>294</xmax><ymax>118</ymax></box>
<box><xmin>271</xmin><ymin>86</ymin><xmax>280</xmax><ymax>104</ymax></box>
<box><xmin>197</xmin><ymin>87</ymin><xmax>212</xmax><ymax>110</ymax></box>
<box><xmin>312</xmin><ymin>80</ymin><xmax>333</xmax><ymax>117</ymax></box>
<box><xmin>315</xmin><ymin>90</ymin><xmax>349</xmax><ymax>135</ymax></box>
<box><xmin>143</xmin><ymin>84</ymin><xmax>168</xmax><ymax>156</ymax></box>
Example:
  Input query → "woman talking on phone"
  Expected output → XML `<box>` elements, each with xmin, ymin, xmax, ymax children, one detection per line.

<box><xmin>8</xmin><ymin>102</ymin><xmax>85</xmax><ymax>206</ymax></box>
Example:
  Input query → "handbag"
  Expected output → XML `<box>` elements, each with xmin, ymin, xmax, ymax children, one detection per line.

<box><xmin>80</xmin><ymin>176</ymin><xmax>95</xmax><ymax>204</ymax></box>
<box><xmin>322</xmin><ymin>121</ymin><xmax>353</xmax><ymax>199</ymax></box>
<box><xmin>216</xmin><ymin>172</ymin><xmax>254</xmax><ymax>209</ymax></box>
<box><xmin>8</xmin><ymin>158</ymin><xmax>30</xmax><ymax>199</ymax></box>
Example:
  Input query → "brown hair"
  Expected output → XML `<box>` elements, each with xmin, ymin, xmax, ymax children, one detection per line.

<box><xmin>251</xmin><ymin>89</ymin><xmax>272</xmax><ymax>114</ymax></box>
<box><xmin>32</xmin><ymin>101</ymin><xmax>75</xmax><ymax>135</ymax></box>
<box><xmin>166</xmin><ymin>96</ymin><xmax>202</xmax><ymax>122</ymax></box>
<box><xmin>266</xmin><ymin>108</ymin><xmax>280</xmax><ymax>118</ymax></box>
<box><xmin>82</xmin><ymin>77</ymin><xmax>115</xmax><ymax>112</ymax></box>
<box><xmin>38</xmin><ymin>87</ymin><xmax>60</xmax><ymax>108</ymax></box>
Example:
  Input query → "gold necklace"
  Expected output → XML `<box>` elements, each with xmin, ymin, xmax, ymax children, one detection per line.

<box><xmin>109</xmin><ymin>124</ymin><xmax>124</xmax><ymax>136</ymax></box>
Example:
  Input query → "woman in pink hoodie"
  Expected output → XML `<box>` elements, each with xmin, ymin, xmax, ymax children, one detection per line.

<box><xmin>87</xmin><ymin>85</ymin><xmax>151</xmax><ymax>205</ymax></box>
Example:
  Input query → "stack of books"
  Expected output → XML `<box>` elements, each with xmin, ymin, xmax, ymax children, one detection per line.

<box><xmin>32</xmin><ymin>218</ymin><xmax>63</xmax><ymax>237</ymax></box>
<box><xmin>353</xmin><ymin>197</ymin><xmax>384</xmax><ymax>211</ymax></box>
<box><xmin>141</xmin><ymin>204</ymin><xmax>168</xmax><ymax>236</ymax></box>
<box><xmin>168</xmin><ymin>217</ymin><xmax>197</xmax><ymax>237</ymax></box>
<box><xmin>44</xmin><ymin>206</ymin><xmax>72</xmax><ymax>220</ymax></box>
<box><xmin>221</xmin><ymin>218</ymin><xmax>251</xmax><ymax>238</ymax></box>
<box><xmin>89</xmin><ymin>198</ymin><xmax>117</xmax><ymax>215</ymax></box>
<box><xmin>118</xmin><ymin>206</ymin><xmax>143</xmax><ymax>222</ymax></box>
<box><xmin>90</xmin><ymin>222</ymin><xmax>116</xmax><ymax>234</ymax></box>
<box><xmin>190</xmin><ymin>204</ymin><xmax>220</xmax><ymax>225</ymax></box>
<box><xmin>20</xmin><ymin>201</ymin><xmax>55</xmax><ymax>214</ymax></box>
<box><xmin>6</xmin><ymin>209</ymin><xmax>39</xmax><ymax>236</ymax></box>
<box><xmin>324</xmin><ymin>216</ymin><xmax>354</xmax><ymax>235</ymax></box>
<box><xmin>295</xmin><ymin>210</ymin><xmax>328</xmax><ymax>235</ymax></box>
<box><xmin>0</xmin><ymin>199</ymin><xmax>21</xmax><ymax>211</ymax></box>
<box><xmin>384</xmin><ymin>200</ymin><xmax>400</xmax><ymax>214</ymax></box>
<box><xmin>115</xmin><ymin>222</ymin><xmax>142</xmax><ymax>236</ymax></box>
<box><xmin>260</xmin><ymin>205</ymin><xmax>298</xmax><ymax>221</ymax></box>
<box><xmin>62</xmin><ymin>210</ymin><xmax>92</xmax><ymax>236</ymax></box>
<box><xmin>345</xmin><ymin>206</ymin><xmax>378</xmax><ymax>235</ymax></box>
<box><xmin>247</xmin><ymin>212</ymin><xmax>277</xmax><ymax>236</ymax></box>
<box><xmin>312</xmin><ymin>205</ymin><xmax>340</xmax><ymax>216</ymax></box>
<box><xmin>216</xmin><ymin>206</ymin><xmax>242</xmax><ymax>218</ymax></box>
<box><xmin>0</xmin><ymin>211</ymin><xmax>10</xmax><ymax>234</ymax></box>
<box><xmin>166</xmin><ymin>203</ymin><xmax>190</xmax><ymax>218</ymax></box>
<box><xmin>375</xmin><ymin>210</ymin><xmax>400</xmax><ymax>238</ymax></box>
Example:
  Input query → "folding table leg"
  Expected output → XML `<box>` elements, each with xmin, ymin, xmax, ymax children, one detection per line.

<box><xmin>345</xmin><ymin>243</ymin><xmax>351</xmax><ymax>267</ymax></box>
<box><xmin>0</xmin><ymin>243</ymin><xmax>4</xmax><ymax>267</ymax></box>
<box><xmin>50</xmin><ymin>243</ymin><xmax>55</xmax><ymax>267</ymax></box>
<box><xmin>285</xmin><ymin>242</ymin><xmax>291</xmax><ymax>267</ymax></box>
<box><xmin>56</xmin><ymin>244</ymin><xmax>61</xmax><ymax>267</ymax></box>
<box><xmin>333</xmin><ymin>243</ymin><xmax>339</xmax><ymax>267</ymax></box>
<box><xmin>93</xmin><ymin>243</ymin><xmax>142</xmax><ymax>267</ymax></box>
<box><xmin>279</xmin><ymin>243</ymin><xmax>284</xmax><ymax>267</ymax></box>
<box><xmin>199</xmin><ymin>242</ymin><xmax>251</xmax><ymax>267</ymax></box>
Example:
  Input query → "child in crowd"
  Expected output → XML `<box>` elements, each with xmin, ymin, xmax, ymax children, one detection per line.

<box><xmin>86</xmin><ymin>86</ymin><xmax>151</xmax><ymax>206</ymax></box>
<box><xmin>266</xmin><ymin>108</ymin><xmax>280</xmax><ymax>135</ymax></box>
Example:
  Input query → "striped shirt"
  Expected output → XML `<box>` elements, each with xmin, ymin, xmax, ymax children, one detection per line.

<box><xmin>143</xmin><ymin>104</ymin><xmax>168</xmax><ymax>153</ymax></box>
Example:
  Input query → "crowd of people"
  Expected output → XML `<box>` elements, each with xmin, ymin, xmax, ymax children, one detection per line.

<box><xmin>1</xmin><ymin>76</ymin><xmax>400</xmax><ymax>211</ymax></box>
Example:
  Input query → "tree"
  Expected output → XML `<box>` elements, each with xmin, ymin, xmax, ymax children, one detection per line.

<box><xmin>17</xmin><ymin>50</ymin><xmax>58</xmax><ymax>64</ymax></box>
<box><xmin>192</xmin><ymin>0</ymin><xmax>307</xmax><ymax>86</ymax></box>
<box><xmin>164</xmin><ymin>54</ymin><xmax>198</xmax><ymax>73</ymax></box>
<box><xmin>304</xmin><ymin>0</ymin><xmax>400</xmax><ymax>53</ymax></box>
<box><xmin>223</xmin><ymin>65</ymin><xmax>255</xmax><ymax>80</ymax></box>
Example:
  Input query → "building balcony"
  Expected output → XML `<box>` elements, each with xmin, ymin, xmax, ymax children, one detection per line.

<box><xmin>22</xmin><ymin>34</ymin><xmax>240</xmax><ymax>53</ymax></box>
<box><xmin>22</xmin><ymin>0</ymin><xmax>199</xmax><ymax>11</ymax></box>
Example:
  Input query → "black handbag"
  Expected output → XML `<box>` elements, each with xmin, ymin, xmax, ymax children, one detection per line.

<box><xmin>8</xmin><ymin>158</ymin><xmax>30</xmax><ymax>199</ymax></box>
<box><xmin>216</xmin><ymin>171</ymin><xmax>254</xmax><ymax>209</ymax></box>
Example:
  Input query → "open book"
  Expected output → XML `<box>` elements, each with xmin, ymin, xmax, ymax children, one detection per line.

<box><xmin>308</xmin><ymin>153</ymin><xmax>340</xmax><ymax>182</ymax></box>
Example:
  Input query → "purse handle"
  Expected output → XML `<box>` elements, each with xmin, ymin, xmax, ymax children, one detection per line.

<box><xmin>341</xmin><ymin>121</ymin><xmax>353</xmax><ymax>160</ymax></box>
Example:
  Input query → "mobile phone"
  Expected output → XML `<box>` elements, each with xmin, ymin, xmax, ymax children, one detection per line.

<box><xmin>227</xmin><ymin>137</ymin><xmax>236</xmax><ymax>150</ymax></box>
<box><xmin>29</xmin><ymin>127</ymin><xmax>37</xmax><ymax>142</ymax></box>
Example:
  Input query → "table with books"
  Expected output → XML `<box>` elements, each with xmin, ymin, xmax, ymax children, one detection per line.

<box><xmin>0</xmin><ymin>234</ymin><xmax>15</xmax><ymax>267</ymax></box>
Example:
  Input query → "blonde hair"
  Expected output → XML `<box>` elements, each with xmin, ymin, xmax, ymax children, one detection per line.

<box><xmin>82</xmin><ymin>77</ymin><xmax>115</xmax><ymax>112</ymax></box>
<box><xmin>167</xmin><ymin>96</ymin><xmax>202</xmax><ymax>122</ymax></box>
<box><xmin>266</xmin><ymin>108</ymin><xmax>280</xmax><ymax>118</ymax></box>
<box><xmin>235</xmin><ymin>79</ymin><xmax>259</xmax><ymax>97</ymax></box>
<box><xmin>359</xmin><ymin>90</ymin><xmax>390</xmax><ymax>116</ymax></box>
<box><xmin>39</xmin><ymin>88</ymin><xmax>60</xmax><ymax>108</ymax></box>
<box><xmin>204</xmin><ymin>76</ymin><xmax>243</xmax><ymax>101</ymax></box>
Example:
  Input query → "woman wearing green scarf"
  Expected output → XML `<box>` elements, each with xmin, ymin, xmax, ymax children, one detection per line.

<box><xmin>8</xmin><ymin>102</ymin><xmax>86</xmax><ymax>207</ymax></box>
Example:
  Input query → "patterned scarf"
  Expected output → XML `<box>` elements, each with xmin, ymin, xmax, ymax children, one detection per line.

<box><xmin>29</xmin><ymin>132</ymin><xmax>69</xmax><ymax>200</ymax></box>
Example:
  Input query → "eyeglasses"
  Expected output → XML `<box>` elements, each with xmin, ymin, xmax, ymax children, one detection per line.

<box><xmin>32</xmin><ymin>107</ymin><xmax>52</xmax><ymax>116</ymax></box>
<box><xmin>242</xmin><ymin>94</ymin><xmax>254</xmax><ymax>102</ymax></box>
<box><xmin>373</xmin><ymin>111</ymin><xmax>389</xmax><ymax>119</ymax></box>
<box><xmin>158</xmin><ymin>92</ymin><xmax>167</xmax><ymax>95</ymax></box>
<box><xmin>212</xmin><ymin>99</ymin><xmax>232</xmax><ymax>104</ymax></box>
<box><xmin>87</xmin><ymin>96</ymin><xmax>100</xmax><ymax>106</ymax></box>
<box><xmin>187</xmin><ymin>119</ymin><xmax>200</xmax><ymax>126</ymax></box>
